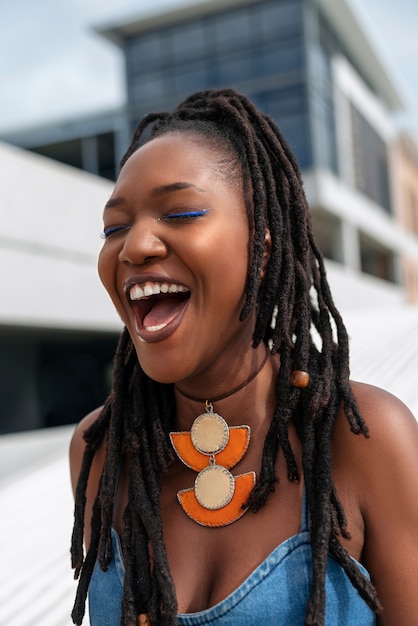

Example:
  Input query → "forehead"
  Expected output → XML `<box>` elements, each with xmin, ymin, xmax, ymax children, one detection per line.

<box><xmin>107</xmin><ymin>131</ymin><xmax>250</xmax><ymax>231</ymax></box>
<box><xmin>119</xmin><ymin>133</ymin><xmax>231</xmax><ymax>189</ymax></box>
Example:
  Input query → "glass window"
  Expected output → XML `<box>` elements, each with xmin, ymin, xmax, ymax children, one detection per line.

<box><xmin>32</xmin><ymin>139</ymin><xmax>82</xmax><ymax>169</ymax></box>
<box><xmin>215</xmin><ymin>8</ymin><xmax>254</xmax><ymax>52</ymax></box>
<box><xmin>172</xmin><ymin>21</ymin><xmax>206</xmax><ymax>62</ymax></box>
<box><xmin>173</xmin><ymin>60</ymin><xmax>211</xmax><ymax>96</ymax></box>
<box><xmin>251</xmin><ymin>85</ymin><xmax>311</xmax><ymax>167</ymax></box>
<box><xmin>350</xmin><ymin>104</ymin><xmax>392</xmax><ymax>213</ymax></box>
<box><xmin>309</xmin><ymin>84</ymin><xmax>338</xmax><ymax>173</ymax></box>
<box><xmin>127</xmin><ymin>34</ymin><xmax>163</xmax><ymax>72</ymax></box>
<box><xmin>279</xmin><ymin>114</ymin><xmax>311</xmax><ymax>168</ymax></box>
<box><xmin>260</xmin><ymin>39</ymin><xmax>304</xmax><ymax>76</ymax></box>
<box><xmin>311</xmin><ymin>211</ymin><xmax>342</xmax><ymax>262</ymax></box>
<box><xmin>256</xmin><ymin>84</ymin><xmax>306</xmax><ymax>117</ymax></box>
<box><xmin>260</xmin><ymin>0</ymin><xmax>302</xmax><ymax>40</ymax></box>
<box><xmin>308</xmin><ymin>39</ymin><xmax>338</xmax><ymax>173</ymax></box>
<box><xmin>97</xmin><ymin>132</ymin><xmax>116</xmax><ymax>181</ymax></box>
<box><xmin>217</xmin><ymin>49</ymin><xmax>258</xmax><ymax>84</ymax></box>
<box><xmin>130</xmin><ymin>71</ymin><xmax>170</xmax><ymax>105</ymax></box>
<box><xmin>360</xmin><ymin>234</ymin><xmax>396</xmax><ymax>282</ymax></box>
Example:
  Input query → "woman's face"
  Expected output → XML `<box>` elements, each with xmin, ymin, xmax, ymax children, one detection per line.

<box><xmin>98</xmin><ymin>132</ymin><xmax>256</xmax><ymax>384</ymax></box>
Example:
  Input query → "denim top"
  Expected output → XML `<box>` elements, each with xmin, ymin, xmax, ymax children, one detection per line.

<box><xmin>88</xmin><ymin>490</ymin><xmax>376</xmax><ymax>625</ymax></box>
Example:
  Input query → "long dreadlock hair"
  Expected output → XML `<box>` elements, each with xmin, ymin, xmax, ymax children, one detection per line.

<box><xmin>71</xmin><ymin>88</ymin><xmax>381</xmax><ymax>625</ymax></box>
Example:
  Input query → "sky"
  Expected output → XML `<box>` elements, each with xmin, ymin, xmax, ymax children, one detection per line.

<box><xmin>0</xmin><ymin>0</ymin><xmax>417</xmax><ymax>138</ymax></box>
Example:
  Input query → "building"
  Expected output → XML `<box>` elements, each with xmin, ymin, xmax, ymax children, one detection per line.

<box><xmin>3</xmin><ymin>0</ymin><xmax>418</xmax><ymax>309</ymax></box>
<box><xmin>391</xmin><ymin>131</ymin><xmax>418</xmax><ymax>302</ymax></box>
<box><xmin>1</xmin><ymin>3</ymin><xmax>418</xmax><ymax>617</ymax></box>
<box><xmin>2</xmin><ymin>0</ymin><xmax>418</xmax><ymax>434</ymax></box>
<box><xmin>0</xmin><ymin>107</ymin><xmax>129</xmax><ymax>182</ymax></box>
<box><xmin>98</xmin><ymin>0</ymin><xmax>418</xmax><ymax>303</ymax></box>
<box><xmin>0</xmin><ymin>142</ymin><xmax>121</xmax><ymax>433</ymax></box>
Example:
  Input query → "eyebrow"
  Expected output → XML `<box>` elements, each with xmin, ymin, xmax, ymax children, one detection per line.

<box><xmin>150</xmin><ymin>182</ymin><xmax>206</xmax><ymax>196</ymax></box>
<box><xmin>104</xmin><ymin>197</ymin><xmax>125</xmax><ymax>212</ymax></box>
<box><xmin>103</xmin><ymin>182</ymin><xmax>206</xmax><ymax>213</ymax></box>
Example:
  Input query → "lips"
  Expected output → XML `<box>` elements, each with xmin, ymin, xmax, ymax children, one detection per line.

<box><xmin>126</xmin><ymin>279</ymin><xmax>191</xmax><ymax>342</ymax></box>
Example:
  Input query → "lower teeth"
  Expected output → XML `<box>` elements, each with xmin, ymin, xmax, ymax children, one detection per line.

<box><xmin>144</xmin><ymin>323</ymin><xmax>167</xmax><ymax>332</ymax></box>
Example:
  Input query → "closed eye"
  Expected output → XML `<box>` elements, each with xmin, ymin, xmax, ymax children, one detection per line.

<box><xmin>161</xmin><ymin>209</ymin><xmax>209</xmax><ymax>222</ymax></box>
<box><xmin>101</xmin><ymin>224</ymin><xmax>132</xmax><ymax>239</ymax></box>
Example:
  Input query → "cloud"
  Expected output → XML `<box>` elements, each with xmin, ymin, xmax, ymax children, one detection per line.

<box><xmin>0</xmin><ymin>2</ymin><xmax>127</xmax><ymax>130</ymax></box>
<box><xmin>0</xmin><ymin>0</ymin><xmax>417</xmax><ymax>136</ymax></box>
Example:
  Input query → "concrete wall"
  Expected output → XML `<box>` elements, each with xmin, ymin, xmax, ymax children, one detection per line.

<box><xmin>0</xmin><ymin>143</ymin><xmax>122</xmax><ymax>432</ymax></box>
<box><xmin>0</xmin><ymin>141</ymin><xmax>121</xmax><ymax>331</ymax></box>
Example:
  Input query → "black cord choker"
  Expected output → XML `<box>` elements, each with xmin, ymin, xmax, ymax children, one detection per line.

<box><xmin>174</xmin><ymin>350</ymin><xmax>269</xmax><ymax>403</ymax></box>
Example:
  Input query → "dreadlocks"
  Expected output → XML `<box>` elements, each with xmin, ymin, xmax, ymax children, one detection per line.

<box><xmin>71</xmin><ymin>88</ymin><xmax>381</xmax><ymax>625</ymax></box>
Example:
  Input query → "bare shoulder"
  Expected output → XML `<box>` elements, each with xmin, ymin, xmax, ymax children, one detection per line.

<box><xmin>69</xmin><ymin>406</ymin><xmax>104</xmax><ymax>497</ymax></box>
<box><xmin>350</xmin><ymin>379</ymin><xmax>416</xmax><ymax>428</ymax></box>
<box><xmin>333</xmin><ymin>380</ymin><xmax>418</xmax><ymax>504</ymax></box>
<box><xmin>334</xmin><ymin>382</ymin><xmax>418</xmax><ymax>625</ymax></box>
<box><xmin>334</xmin><ymin>381</ymin><xmax>418</xmax><ymax>471</ymax></box>
<box><xmin>355</xmin><ymin>381</ymin><xmax>417</xmax><ymax>468</ymax></box>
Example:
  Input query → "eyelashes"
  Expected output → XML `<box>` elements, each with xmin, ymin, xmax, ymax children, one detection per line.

<box><xmin>102</xmin><ymin>209</ymin><xmax>209</xmax><ymax>238</ymax></box>
<box><xmin>101</xmin><ymin>224</ymin><xmax>132</xmax><ymax>239</ymax></box>
<box><xmin>160</xmin><ymin>209</ymin><xmax>209</xmax><ymax>221</ymax></box>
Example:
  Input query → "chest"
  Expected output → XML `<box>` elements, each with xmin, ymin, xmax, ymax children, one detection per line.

<box><xmin>88</xmin><ymin>529</ymin><xmax>376</xmax><ymax>626</ymax></box>
<box><xmin>159</xmin><ymin>462</ymin><xmax>303</xmax><ymax>613</ymax></box>
<box><xmin>110</xmin><ymin>440</ymin><xmax>365</xmax><ymax>615</ymax></box>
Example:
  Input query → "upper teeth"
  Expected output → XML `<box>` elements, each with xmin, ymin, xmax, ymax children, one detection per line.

<box><xmin>129</xmin><ymin>282</ymin><xmax>189</xmax><ymax>301</ymax></box>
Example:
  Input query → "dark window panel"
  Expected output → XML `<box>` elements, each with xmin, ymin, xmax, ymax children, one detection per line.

<box><xmin>351</xmin><ymin>104</ymin><xmax>392</xmax><ymax>213</ymax></box>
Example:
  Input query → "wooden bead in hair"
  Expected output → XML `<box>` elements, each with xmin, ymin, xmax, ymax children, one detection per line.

<box><xmin>290</xmin><ymin>370</ymin><xmax>310</xmax><ymax>389</ymax></box>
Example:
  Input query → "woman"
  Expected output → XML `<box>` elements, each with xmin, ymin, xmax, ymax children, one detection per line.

<box><xmin>70</xmin><ymin>88</ymin><xmax>418</xmax><ymax>625</ymax></box>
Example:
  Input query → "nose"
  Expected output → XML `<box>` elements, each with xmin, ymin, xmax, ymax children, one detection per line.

<box><xmin>118</xmin><ymin>218</ymin><xmax>168</xmax><ymax>266</ymax></box>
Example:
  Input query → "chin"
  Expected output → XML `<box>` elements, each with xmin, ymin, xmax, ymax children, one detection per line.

<box><xmin>132</xmin><ymin>349</ymin><xmax>186</xmax><ymax>385</ymax></box>
<box><xmin>140</xmin><ymin>367</ymin><xmax>183</xmax><ymax>386</ymax></box>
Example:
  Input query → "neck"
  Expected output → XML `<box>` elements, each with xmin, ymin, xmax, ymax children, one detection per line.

<box><xmin>175</xmin><ymin>350</ymin><xmax>269</xmax><ymax>404</ymax></box>
<box><xmin>173</xmin><ymin>347</ymin><xmax>279</xmax><ymax>433</ymax></box>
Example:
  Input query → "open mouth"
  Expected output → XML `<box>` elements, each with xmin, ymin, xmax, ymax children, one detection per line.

<box><xmin>128</xmin><ymin>281</ymin><xmax>191</xmax><ymax>336</ymax></box>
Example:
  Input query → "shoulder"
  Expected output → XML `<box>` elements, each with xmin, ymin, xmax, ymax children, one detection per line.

<box><xmin>351</xmin><ymin>381</ymin><xmax>417</xmax><ymax>471</ymax></box>
<box><xmin>334</xmin><ymin>381</ymin><xmax>418</xmax><ymax>467</ymax></box>
<box><xmin>333</xmin><ymin>381</ymin><xmax>418</xmax><ymax>492</ymax></box>
<box><xmin>332</xmin><ymin>381</ymin><xmax>417</xmax><ymax>531</ymax></box>
<box><xmin>338</xmin><ymin>387</ymin><xmax>418</xmax><ymax>623</ymax></box>
<box><xmin>69</xmin><ymin>406</ymin><xmax>105</xmax><ymax>497</ymax></box>
<box><xmin>349</xmin><ymin>380</ymin><xmax>418</xmax><ymax>513</ymax></box>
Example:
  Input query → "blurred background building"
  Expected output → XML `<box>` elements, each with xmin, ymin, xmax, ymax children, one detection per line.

<box><xmin>1</xmin><ymin>0</ymin><xmax>418</xmax><ymax>436</ymax></box>
<box><xmin>1</xmin><ymin>0</ymin><xmax>418</xmax><ymax>624</ymax></box>
<box><xmin>0</xmin><ymin>142</ymin><xmax>121</xmax><ymax>434</ymax></box>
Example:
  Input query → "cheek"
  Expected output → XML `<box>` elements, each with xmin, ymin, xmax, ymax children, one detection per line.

<box><xmin>214</xmin><ymin>221</ymin><xmax>249</xmax><ymax>282</ymax></box>
<box><xmin>98</xmin><ymin>246</ymin><xmax>130</xmax><ymax>326</ymax></box>
<box><xmin>192</xmin><ymin>224</ymin><xmax>249</xmax><ymax>306</ymax></box>
<box><xmin>98</xmin><ymin>244</ymin><xmax>118</xmax><ymax>299</ymax></box>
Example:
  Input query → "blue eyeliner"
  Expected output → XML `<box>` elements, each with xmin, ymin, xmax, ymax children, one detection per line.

<box><xmin>102</xmin><ymin>209</ymin><xmax>208</xmax><ymax>238</ymax></box>
<box><xmin>163</xmin><ymin>209</ymin><xmax>209</xmax><ymax>220</ymax></box>
<box><xmin>102</xmin><ymin>224</ymin><xmax>132</xmax><ymax>238</ymax></box>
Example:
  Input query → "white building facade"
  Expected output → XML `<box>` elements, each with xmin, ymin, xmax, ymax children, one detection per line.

<box><xmin>0</xmin><ymin>143</ymin><xmax>121</xmax><ymax>432</ymax></box>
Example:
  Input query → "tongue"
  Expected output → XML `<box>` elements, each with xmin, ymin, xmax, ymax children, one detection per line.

<box><xmin>143</xmin><ymin>296</ymin><xmax>186</xmax><ymax>329</ymax></box>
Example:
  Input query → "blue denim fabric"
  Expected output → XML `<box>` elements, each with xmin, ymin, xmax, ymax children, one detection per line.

<box><xmin>88</xmin><ymin>493</ymin><xmax>376</xmax><ymax>626</ymax></box>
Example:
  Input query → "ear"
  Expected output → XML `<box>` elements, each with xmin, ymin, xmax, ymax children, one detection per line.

<box><xmin>260</xmin><ymin>229</ymin><xmax>271</xmax><ymax>280</ymax></box>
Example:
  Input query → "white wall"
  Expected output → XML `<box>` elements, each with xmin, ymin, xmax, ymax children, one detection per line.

<box><xmin>325</xmin><ymin>259</ymin><xmax>405</xmax><ymax>312</ymax></box>
<box><xmin>0</xmin><ymin>142</ymin><xmax>122</xmax><ymax>331</ymax></box>
<box><xmin>304</xmin><ymin>168</ymin><xmax>418</xmax><ymax>262</ymax></box>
